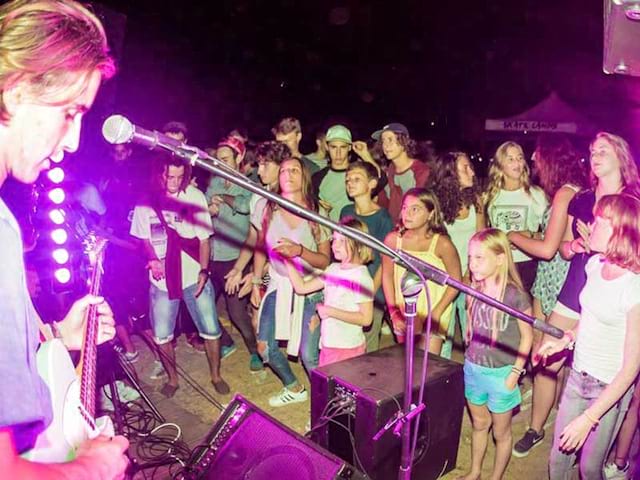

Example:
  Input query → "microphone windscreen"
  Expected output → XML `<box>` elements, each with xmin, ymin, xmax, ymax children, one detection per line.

<box><xmin>401</xmin><ymin>271</ymin><xmax>423</xmax><ymax>298</ymax></box>
<box><xmin>102</xmin><ymin>114</ymin><xmax>133</xmax><ymax>144</ymax></box>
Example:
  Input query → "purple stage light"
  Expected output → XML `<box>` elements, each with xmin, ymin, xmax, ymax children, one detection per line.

<box><xmin>48</xmin><ymin>208</ymin><xmax>65</xmax><ymax>225</ymax></box>
<box><xmin>47</xmin><ymin>167</ymin><xmax>65</xmax><ymax>184</ymax></box>
<box><xmin>51</xmin><ymin>228</ymin><xmax>68</xmax><ymax>245</ymax></box>
<box><xmin>54</xmin><ymin>267</ymin><xmax>71</xmax><ymax>284</ymax></box>
<box><xmin>52</xmin><ymin>248</ymin><xmax>70</xmax><ymax>265</ymax></box>
<box><xmin>48</xmin><ymin>188</ymin><xmax>66</xmax><ymax>205</ymax></box>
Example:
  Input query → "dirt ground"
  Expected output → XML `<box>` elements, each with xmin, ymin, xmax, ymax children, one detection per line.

<box><xmin>119</xmin><ymin>309</ymin><xmax>618</xmax><ymax>480</ymax></box>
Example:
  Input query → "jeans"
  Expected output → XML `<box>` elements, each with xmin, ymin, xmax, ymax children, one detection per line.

<box><xmin>149</xmin><ymin>281</ymin><xmax>221</xmax><ymax>344</ymax></box>
<box><xmin>257</xmin><ymin>290</ymin><xmax>321</xmax><ymax>388</ymax></box>
<box><xmin>210</xmin><ymin>260</ymin><xmax>258</xmax><ymax>354</ymax></box>
<box><xmin>549</xmin><ymin>369</ymin><xmax>633</xmax><ymax>480</ymax></box>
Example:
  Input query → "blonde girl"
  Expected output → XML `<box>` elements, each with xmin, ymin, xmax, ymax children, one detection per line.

<box><xmin>287</xmin><ymin>217</ymin><xmax>374</xmax><ymax>366</ymax></box>
<box><xmin>485</xmin><ymin>141</ymin><xmax>548</xmax><ymax>292</ymax></box>
<box><xmin>459</xmin><ymin>228</ymin><xmax>533</xmax><ymax>480</ymax></box>
<box><xmin>382</xmin><ymin>188</ymin><xmax>462</xmax><ymax>355</ymax></box>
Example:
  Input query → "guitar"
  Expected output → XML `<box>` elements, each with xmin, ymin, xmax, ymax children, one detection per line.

<box><xmin>23</xmin><ymin>235</ymin><xmax>114</xmax><ymax>462</ymax></box>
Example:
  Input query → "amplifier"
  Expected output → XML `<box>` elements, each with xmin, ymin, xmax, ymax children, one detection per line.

<box><xmin>183</xmin><ymin>394</ymin><xmax>365</xmax><ymax>480</ymax></box>
<box><xmin>310</xmin><ymin>344</ymin><xmax>464</xmax><ymax>480</ymax></box>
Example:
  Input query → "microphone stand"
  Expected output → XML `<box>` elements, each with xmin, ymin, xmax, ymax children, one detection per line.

<box><xmin>134</xmin><ymin>140</ymin><xmax>566</xmax><ymax>479</ymax></box>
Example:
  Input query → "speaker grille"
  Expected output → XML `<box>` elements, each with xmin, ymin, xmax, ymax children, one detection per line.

<box><xmin>192</xmin><ymin>396</ymin><xmax>356</xmax><ymax>480</ymax></box>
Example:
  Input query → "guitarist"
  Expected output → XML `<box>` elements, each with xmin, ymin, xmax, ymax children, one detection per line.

<box><xmin>0</xmin><ymin>1</ymin><xmax>128</xmax><ymax>478</ymax></box>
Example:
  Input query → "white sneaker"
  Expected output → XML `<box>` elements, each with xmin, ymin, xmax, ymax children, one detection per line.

<box><xmin>116</xmin><ymin>381</ymin><xmax>141</xmax><ymax>402</ymax></box>
<box><xmin>149</xmin><ymin>360</ymin><xmax>166</xmax><ymax>380</ymax></box>
<box><xmin>604</xmin><ymin>461</ymin><xmax>630</xmax><ymax>479</ymax></box>
<box><xmin>268</xmin><ymin>386</ymin><xmax>308</xmax><ymax>407</ymax></box>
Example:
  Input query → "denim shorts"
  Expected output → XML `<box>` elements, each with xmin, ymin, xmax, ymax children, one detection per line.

<box><xmin>464</xmin><ymin>361</ymin><xmax>521</xmax><ymax>414</ymax></box>
<box><xmin>149</xmin><ymin>281</ymin><xmax>221</xmax><ymax>343</ymax></box>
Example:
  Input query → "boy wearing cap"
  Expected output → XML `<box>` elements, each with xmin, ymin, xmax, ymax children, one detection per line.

<box><xmin>369</xmin><ymin>123</ymin><xmax>430</xmax><ymax>220</ymax></box>
<box><xmin>205</xmin><ymin>138</ymin><xmax>262</xmax><ymax>372</ymax></box>
<box><xmin>312</xmin><ymin>124</ymin><xmax>385</xmax><ymax>222</ymax></box>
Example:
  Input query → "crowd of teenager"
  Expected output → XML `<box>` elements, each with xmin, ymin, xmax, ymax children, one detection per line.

<box><xmin>92</xmin><ymin>116</ymin><xmax>640</xmax><ymax>479</ymax></box>
<box><xmin>1</xmin><ymin>2</ymin><xmax>639</xmax><ymax>478</ymax></box>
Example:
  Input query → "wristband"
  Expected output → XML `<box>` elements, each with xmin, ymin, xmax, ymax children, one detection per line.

<box><xmin>297</xmin><ymin>244</ymin><xmax>304</xmax><ymax>257</ymax></box>
<box><xmin>511</xmin><ymin>366</ymin><xmax>525</xmax><ymax>376</ymax></box>
<box><xmin>199</xmin><ymin>268</ymin><xmax>210</xmax><ymax>278</ymax></box>
<box><xmin>251</xmin><ymin>276</ymin><xmax>263</xmax><ymax>285</ymax></box>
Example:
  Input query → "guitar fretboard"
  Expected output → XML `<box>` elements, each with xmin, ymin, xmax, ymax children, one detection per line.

<box><xmin>78</xmin><ymin>240</ymin><xmax>106</xmax><ymax>420</ymax></box>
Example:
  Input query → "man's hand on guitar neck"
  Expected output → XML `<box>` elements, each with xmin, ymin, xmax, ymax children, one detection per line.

<box><xmin>56</xmin><ymin>295</ymin><xmax>117</xmax><ymax>350</ymax></box>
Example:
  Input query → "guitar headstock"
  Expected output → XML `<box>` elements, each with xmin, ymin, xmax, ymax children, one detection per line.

<box><xmin>82</xmin><ymin>233</ymin><xmax>108</xmax><ymax>270</ymax></box>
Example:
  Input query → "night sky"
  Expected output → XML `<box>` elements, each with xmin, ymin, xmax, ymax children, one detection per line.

<box><xmin>79</xmin><ymin>0</ymin><xmax>640</xmax><ymax>163</ymax></box>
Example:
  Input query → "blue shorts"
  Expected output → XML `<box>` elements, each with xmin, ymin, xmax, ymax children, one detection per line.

<box><xmin>464</xmin><ymin>361</ymin><xmax>521</xmax><ymax>414</ymax></box>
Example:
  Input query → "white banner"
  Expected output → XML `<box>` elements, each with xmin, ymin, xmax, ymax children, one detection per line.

<box><xmin>485</xmin><ymin>119</ymin><xmax>578</xmax><ymax>134</ymax></box>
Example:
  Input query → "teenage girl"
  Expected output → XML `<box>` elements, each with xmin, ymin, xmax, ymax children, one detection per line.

<box><xmin>382</xmin><ymin>188</ymin><xmax>462</xmax><ymax>355</ymax></box>
<box><xmin>485</xmin><ymin>141</ymin><xmax>548</xmax><ymax>292</ymax></box>
<box><xmin>538</xmin><ymin>194</ymin><xmax>640</xmax><ymax>479</ymax></box>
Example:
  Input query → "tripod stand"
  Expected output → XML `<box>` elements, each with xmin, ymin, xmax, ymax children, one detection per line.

<box><xmin>105</xmin><ymin>344</ymin><xmax>178</xmax><ymax>478</ymax></box>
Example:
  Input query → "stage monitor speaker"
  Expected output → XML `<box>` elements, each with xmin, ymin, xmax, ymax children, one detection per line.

<box><xmin>310</xmin><ymin>344</ymin><xmax>464</xmax><ymax>480</ymax></box>
<box><xmin>183</xmin><ymin>394</ymin><xmax>365</xmax><ymax>480</ymax></box>
<box><xmin>604</xmin><ymin>0</ymin><xmax>640</xmax><ymax>76</ymax></box>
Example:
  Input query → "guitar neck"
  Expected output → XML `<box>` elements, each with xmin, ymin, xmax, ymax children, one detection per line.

<box><xmin>78</xmin><ymin>242</ymin><xmax>106</xmax><ymax>420</ymax></box>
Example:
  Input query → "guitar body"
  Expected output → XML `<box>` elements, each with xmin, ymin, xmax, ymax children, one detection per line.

<box><xmin>23</xmin><ymin>236</ymin><xmax>113</xmax><ymax>463</ymax></box>
<box><xmin>23</xmin><ymin>339</ymin><xmax>114</xmax><ymax>462</ymax></box>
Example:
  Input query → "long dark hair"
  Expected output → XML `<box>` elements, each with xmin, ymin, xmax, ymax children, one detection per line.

<box><xmin>429</xmin><ymin>151</ymin><xmax>481</xmax><ymax>224</ymax></box>
<box><xmin>534</xmin><ymin>135</ymin><xmax>588</xmax><ymax>198</ymax></box>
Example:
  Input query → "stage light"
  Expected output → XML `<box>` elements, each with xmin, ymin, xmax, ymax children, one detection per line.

<box><xmin>48</xmin><ymin>188</ymin><xmax>66</xmax><ymax>205</ymax></box>
<box><xmin>52</xmin><ymin>248</ymin><xmax>70</xmax><ymax>265</ymax></box>
<box><xmin>47</xmin><ymin>167</ymin><xmax>65</xmax><ymax>184</ymax></box>
<box><xmin>51</xmin><ymin>228</ymin><xmax>68</xmax><ymax>245</ymax></box>
<box><xmin>54</xmin><ymin>267</ymin><xmax>71</xmax><ymax>284</ymax></box>
<box><xmin>48</xmin><ymin>208</ymin><xmax>65</xmax><ymax>225</ymax></box>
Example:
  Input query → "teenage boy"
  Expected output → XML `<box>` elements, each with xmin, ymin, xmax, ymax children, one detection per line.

<box><xmin>313</xmin><ymin>124</ymin><xmax>385</xmax><ymax>222</ymax></box>
<box><xmin>366</xmin><ymin>123</ymin><xmax>430</xmax><ymax>221</ymax></box>
<box><xmin>340</xmin><ymin>162</ymin><xmax>394</xmax><ymax>352</ymax></box>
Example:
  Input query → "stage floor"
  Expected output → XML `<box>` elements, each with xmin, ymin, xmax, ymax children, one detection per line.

<box><xmin>119</xmin><ymin>308</ymin><xmax>577</xmax><ymax>479</ymax></box>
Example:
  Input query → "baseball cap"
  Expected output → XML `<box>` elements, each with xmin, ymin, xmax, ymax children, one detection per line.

<box><xmin>325</xmin><ymin>124</ymin><xmax>352</xmax><ymax>144</ymax></box>
<box><xmin>162</xmin><ymin>121</ymin><xmax>188</xmax><ymax>136</ymax></box>
<box><xmin>371</xmin><ymin>122</ymin><xmax>410</xmax><ymax>140</ymax></box>
<box><xmin>218</xmin><ymin>136</ymin><xmax>246</xmax><ymax>157</ymax></box>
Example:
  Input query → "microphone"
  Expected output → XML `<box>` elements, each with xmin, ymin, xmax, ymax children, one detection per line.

<box><xmin>401</xmin><ymin>271</ymin><xmax>423</xmax><ymax>311</ymax></box>
<box><xmin>102</xmin><ymin>114</ymin><xmax>191</xmax><ymax>154</ymax></box>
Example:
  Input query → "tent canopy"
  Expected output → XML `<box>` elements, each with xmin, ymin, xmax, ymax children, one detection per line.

<box><xmin>485</xmin><ymin>92</ymin><xmax>596</xmax><ymax>137</ymax></box>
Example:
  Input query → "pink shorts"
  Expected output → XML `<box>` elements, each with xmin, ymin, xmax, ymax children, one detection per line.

<box><xmin>319</xmin><ymin>343</ymin><xmax>366</xmax><ymax>367</ymax></box>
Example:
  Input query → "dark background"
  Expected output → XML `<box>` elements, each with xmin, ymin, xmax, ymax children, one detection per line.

<box><xmin>75</xmin><ymin>0</ymin><xmax>640</xmax><ymax>165</ymax></box>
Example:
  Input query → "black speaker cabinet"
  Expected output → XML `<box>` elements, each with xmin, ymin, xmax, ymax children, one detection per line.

<box><xmin>310</xmin><ymin>344</ymin><xmax>464</xmax><ymax>480</ymax></box>
<box><xmin>184</xmin><ymin>394</ymin><xmax>365</xmax><ymax>480</ymax></box>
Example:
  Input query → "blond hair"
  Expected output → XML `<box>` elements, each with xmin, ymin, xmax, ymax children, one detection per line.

<box><xmin>466</xmin><ymin>228</ymin><xmax>524</xmax><ymax>346</ymax></box>
<box><xmin>589</xmin><ymin>132</ymin><xmax>640</xmax><ymax>197</ymax></box>
<box><xmin>485</xmin><ymin>141</ymin><xmax>540</xmax><ymax>209</ymax></box>
<box><xmin>339</xmin><ymin>216</ymin><xmax>373</xmax><ymax>264</ymax></box>
<box><xmin>0</xmin><ymin>0</ymin><xmax>115</xmax><ymax>121</ymax></box>
<box><xmin>594</xmin><ymin>194</ymin><xmax>640</xmax><ymax>273</ymax></box>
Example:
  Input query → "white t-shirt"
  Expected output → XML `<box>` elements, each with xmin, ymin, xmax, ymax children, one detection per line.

<box><xmin>446</xmin><ymin>204</ymin><xmax>477</xmax><ymax>273</ymax></box>
<box><xmin>488</xmin><ymin>186</ymin><xmax>548</xmax><ymax>262</ymax></box>
<box><xmin>130</xmin><ymin>185</ymin><xmax>213</xmax><ymax>290</ymax></box>
<box><xmin>574</xmin><ymin>255</ymin><xmax>640</xmax><ymax>383</ymax></box>
<box><xmin>321</xmin><ymin>263</ymin><xmax>374</xmax><ymax>349</ymax></box>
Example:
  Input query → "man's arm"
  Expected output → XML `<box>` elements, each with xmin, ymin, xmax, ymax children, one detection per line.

<box><xmin>0</xmin><ymin>429</ymin><xmax>129</xmax><ymax>480</ymax></box>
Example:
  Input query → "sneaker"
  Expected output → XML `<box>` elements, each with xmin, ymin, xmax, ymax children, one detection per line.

<box><xmin>149</xmin><ymin>359</ymin><xmax>166</xmax><ymax>380</ymax></box>
<box><xmin>512</xmin><ymin>428</ymin><xmax>545</xmax><ymax>457</ymax></box>
<box><xmin>249</xmin><ymin>353</ymin><xmax>264</xmax><ymax>372</ymax></box>
<box><xmin>604</xmin><ymin>461</ymin><xmax>630</xmax><ymax>479</ymax></box>
<box><xmin>221</xmin><ymin>344</ymin><xmax>237</xmax><ymax>360</ymax></box>
<box><xmin>120</xmin><ymin>350</ymin><xmax>139</xmax><ymax>363</ymax></box>
<box><xmin>116</xmin><ymin>381</ymin><xmax>141</xmax><ymax>402</ymax></box>
<box><xmin>268</xmin><ymin>386</ymin><xmax>308</xmax><ymax>407</ymax></box>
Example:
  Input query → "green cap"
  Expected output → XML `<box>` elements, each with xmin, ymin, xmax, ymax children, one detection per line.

<box><xmin>325</xmin><ymin>124</ymin><xmax>352</xmax><ymax>144</ymax></box>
